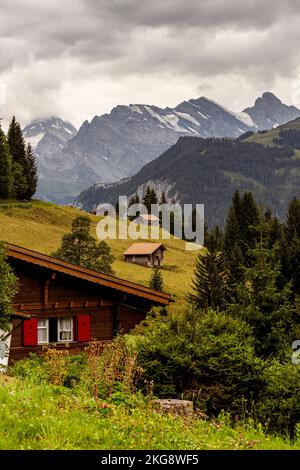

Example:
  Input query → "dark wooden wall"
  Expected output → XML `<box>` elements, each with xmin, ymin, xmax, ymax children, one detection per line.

<box><xmin>8</xmin><ymin>258</ymin><xmax>148</xmax><ymax>363</ymax></box>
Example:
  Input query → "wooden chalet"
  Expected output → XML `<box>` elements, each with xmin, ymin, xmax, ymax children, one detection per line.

<box><xmin>6</xmin><ymin>243</ymin><xmax>171</xmax><ymax>363</ymax></box>
<box><xmin>123</xmin><ymin>243</ymin><xmax>166</xmax><ymax>267</ymax></box>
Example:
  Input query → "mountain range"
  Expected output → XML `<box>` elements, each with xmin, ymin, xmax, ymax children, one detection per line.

<box><xmin>23</xmin><ymin>92</ymin><xmax>300</xmax><ymax>204</ymax></box>
<box><xmin>76</xmin><ymin>117</ymin><xmax>300</xmax><ymax>228</ymax></box>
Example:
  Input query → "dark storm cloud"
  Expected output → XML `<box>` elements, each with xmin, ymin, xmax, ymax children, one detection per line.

<box><xmin>1</xmin><ymin>0</ymin><xmax>300</xmax><ymax>126</ymax></box>
<box><xmin>1</xmin><ymin>0</ymin><xmax>300</xmax><ymax>74</ymax></box>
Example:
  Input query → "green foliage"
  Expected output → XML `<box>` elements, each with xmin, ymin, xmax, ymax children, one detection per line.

<box><xmin>204</xmin><ymin>224</ymin><xmax>224</xmax><ymax>252</ymax></box>
<box><xmin>281</xmin><ymin>197</ymin><xmax>300</xmax><ymax>294</ymax></box>
<box><xmin>1</xmin><ymin>375</ymin><xmax>296</xmax><ymax>449</ymax></box>
<box><xmin>188</xmin><ymin>250</ymin><xmax>230</xmax><ymax>309</ymax></box>
<box><xmin>0</xmin><ymin>116</ymin><xmax>38</xmax><ymax>201</ymax></box>
<box><xmin>257</xmin><ymin>362</ymin><xmax>300</xmax><ymax>436</ymax></box>
<box><xmin>229</xmin><ymin>243</ymin><xmax>297</xmax><ymax>360</ymax></box>
<box><xmin>8</xmin><ymin>116</ymin><xmax>28</xmax><ymax>200</ymax></box>
<box><xmin>149</xmin><ymin>266</ymin><xmax>164</xmax><ymax>292</ymax></box>
<box><xmin>52</xmin><ymin>215</ymin><xmax>115</xmax><ymax>274</ymax></box>
<box><xmin>143</xmin><ymin>186</ymin><xmax>158</xmax><ymax>212</ymax></box>
<box><xmin>136</xmin><ymin>308</ymin><xmax>265</xmax><ymax>416</ymax></box>
<box><xmin>24</xmin><ymin>143</ymin><xmax>38</xmax><ymax>200</ymax></box>
<box><xmin>77</xmin><ymin>135</ymin><xmax>297</xmax><ymax>228</ymax></box>
<box><xmin>0</xmin><ymin>242</ymin><xmax>18</xmax><ymax>331</ymax></box>
<box><xmin>12</xmin><ymin>162</ymin><xmax>27</xmax><ymax>200</ymax></box>
<box><xmin>160</xmin><ymin>191</ymin><xmax>167</xmax><ymax>204</ymax></box>
<box><xmin>128</xmin><ymin>193</ymin><xmax>140</xmax><ymax>207</ymax></box>
<box><xmin>0</xmin><ymin>127</ymin><xmax>13</xmax><ymax>199</ymax></box>
<box><xmin>223</xmin><ymin>191</ymin><xmax>261</xmax><ymax>294</ymax></box>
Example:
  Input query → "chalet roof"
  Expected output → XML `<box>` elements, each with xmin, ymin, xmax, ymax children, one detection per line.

<box><xmin>123</xmin><ymin>243</ymin><xmax>166</xmax><ymax>256</ymax></box>
<box><xmin>13</xmin><ymin>311</ymin><xmax>32</xmax><ymax>319</ymax></box>
<box><xmin>6</xmin><ymin>243</ymin><xmax>171</xmax><ymax>306</ymax></box>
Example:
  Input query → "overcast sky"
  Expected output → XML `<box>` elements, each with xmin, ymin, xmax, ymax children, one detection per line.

<box><xmin>1</xmin><ymin>0</ymin><xmax>300</xmax><ymax>130</ymax></box>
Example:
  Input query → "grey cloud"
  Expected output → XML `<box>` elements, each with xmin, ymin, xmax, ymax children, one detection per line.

<box><xmin>1</xmin><ymin>0</ymin><xmax>300</xmax><ymax>126</ymax></box>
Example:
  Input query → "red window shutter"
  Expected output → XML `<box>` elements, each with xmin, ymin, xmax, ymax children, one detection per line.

<box><xmin>23</xmin><ymin>318</ymin><xmax>38</xmax><ymax>346</ymax></box>
<box><xmin>77</xmin><ymin>315</ymin><xmax>91</xmax><ymax>342</ymax></box>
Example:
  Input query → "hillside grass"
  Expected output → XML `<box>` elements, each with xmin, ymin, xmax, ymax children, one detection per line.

<box><xmin>0</xmin><ymin>375</ymin><xmax>298</xmax><ymax>450</ymax></box>
<box><xmin>245</xmin><ymin>118</ymin><xmax>300</xmax><ymax>146</ymax></box>
<box><xmin>0</xmin><ymin>200</ymin><xmax>198</xmax><ymax>308</ymax></box>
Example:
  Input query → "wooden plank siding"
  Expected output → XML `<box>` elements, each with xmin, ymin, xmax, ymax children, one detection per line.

<box><xmin>6</xmin><ymin>243</ymin><xmax>171</xmax><ymax>363</ymax></box>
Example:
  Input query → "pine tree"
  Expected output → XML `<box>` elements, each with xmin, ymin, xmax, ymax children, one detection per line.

<box><xmin>0</xmin><ymin>127</ymin><xmax>13</xmax><ymax>199</ymax></box>
<box><xmin>229</xmin><ymin>242</ymin><xmax>297</xmax><ymax>360</ymax></box>
<box><xmin>128</xmin><ymin>193</ymin><xmax>140</xmax><ymax>207</ymax></box>
<box><xmin>149</xmin><ymin>266</ymin><xmax>164</xmax><ymax>292</ymax></box>
<box><xmin>23</xmin><ymin>143</ymin><xmax>38</xmax><ymax>200</ymax></box>
<box><xmin>239</xmin><ymin>191</ymin><xmax>260</xmax><ymax>254</ymax></box>
<box><xmin>143</xmin><ymin>186</ymin><xmax>158</xmax><ymax>212</ymax></box>
<box><xmin>8</xmin><ymin>116</ymin><xmax>28</xmax><ymax>200</ymax></box>
<box><xmin>267</xmin><ymin>216</ymin><xmax>283</xmax><ymax>249</ymax></box>
<box><xmin>150</xmin><ymin>188</ymin><xmax>158</xmax><ymax>206</ymax></box>
<box><xmin>224</xmin><ymin>191</ymin><xmax>261</xmax><ymax>288</ymax></box>
<box><xmin>0</xmin><ymin>242</ymin><xmax>18</xmax><ymax>331</ymax></box>
<box><xmin>285</xmin><ymin>197</ymin><xmax>300</xmax><ymax>241</ymax></box>
<box><xmin>52</xmin><ymin>216</ymin><xmax>115</xmax><ymax>275</ymax></box>
<box><xmin>160</xmin><ymin>191</ymin><xmax>167</xmax><ymax>204</ymax></box>
<box><xmin>143</xmin><ymin>186</ymin><xmax>152</xmax><ymax>212</ymax></box>
<box><xmin>281</xmin><ymin>197</ymin><xmax>300</xmax><ymax>294</ymax></box>
<box><xmin>205</xmin><ymin>225</ymin><xmax>223</xmax><ymax>252</ymax></box>
<box><xmin>188</xmin><ymin>249</ymin><xmax>230</xmax><ymax>310</ymax></box>
<box><xmin>224</xmin><ymin>204</ymin><xmax>245</xmax><ymax>284</ymax></box>
<box><xmin>224</xmin><ymin>202</ymin><xmax>240</xmax><ymax>255</ymax></box>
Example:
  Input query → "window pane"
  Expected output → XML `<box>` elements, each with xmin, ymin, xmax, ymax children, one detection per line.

<box><xmin>58</xmin><ymin>318</ymin><xmax>72</xmax><ymax>341</ymax></box>
<box><xmin>38</xmin><ymin>319</ymin><xmax>48</xmax><ymax>344</ymax></box>
<box><xmin>38</xmin><ymin>328</ymin><xmax>47</xmax><ymax>343</ymax></box>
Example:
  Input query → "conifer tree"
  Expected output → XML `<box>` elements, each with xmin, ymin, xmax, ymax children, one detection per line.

<box><xmin>143</xmin><ymin>186</ymin><xmax>158</xmax><ymax>212</ymax></box>
<box><xmin>0</xmin><ymin>127</ymin><xmax>13</xmax><ymax>199</ymax></box>
<box><xmin>281</xmin><ymin>197</ymin><xmax>300</xmax><ymax>293</ymax></box>
<box><xmin>150</xmin><ymin>188</ymin><xmax>158</xmax><ymax>205</ymax></box>
<box><xmin>24</xmin><ymin>143</ymin><xmax>38</xmax><ymax>200</ymax></box>
<box><xmin>205</xmin><ymin>225</ymin><xmax>224</xmax><ymax>252</ymax></box>
<box><xmin>149</xmin><ymin>266</ymin><xmax>164</xmax><ymax>292</ymax></box>
<box><xmin>223</xmin><ymin>204</ymin><xmax>245</xmax><ymax>284</ymax></box>
<box><xmin>143</xmin><ymin>186</ymin><xmax>152</xmax><ymax>212</ymax></box>
<box><xmin>128</xmin><ymin>193</ymin><xmax>140</xmax><ymax>207</ymax></box>
<box><xmin>52</xmin><ymin>216</ymin><xmax>115</xmax><ymax>275</ymax></box>
<box><xmin>224</xmin><ymin>191</ymin><xmax>261</xmax><ymax>287</ymax></box>
<box><xmin>160</xmin><ymin>191</ymin><xmax>167</xmax><ymax>204</ymax></box>
<box><xmin>188</xmin><ymin>249</ymin><xmax>230</xmax><ymax>310</ymax></box>
<box><xmin>224</xmin><ymin>201</ymin><xmax>241</xmax><ymax>255</ymax></box>
<box><xmin>229</xmin><ymin>242</ymin><xmax>296</xmax><ymax>360</ymax></box>
<box><xmin>8</xmin><ymin>116</ymin><xmax>28</xmax><ymax>200</ymax></box>
<box><xmin>285</xmin><ymin>197</ymin><xmax>300</xmax><ymax>241</ymax></box>
<box><xmin>239</xmin><ymin>191</ymin><xmax>260</xmax><ymax>254</ymax></box>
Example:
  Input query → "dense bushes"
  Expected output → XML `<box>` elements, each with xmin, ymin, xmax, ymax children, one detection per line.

<box><xmin>10</xmin><ymin>312</ymin><xmax>300</xmax><ymax>438</ymax></box>
<box><xmin>257</xmin><ymin>362</ymin><xmax>300</xmax><ymax>436</ymax></box>
<box><xmin>136</xmin><ymin>309</ymin><xmax>265</xmax><ymax>416</ymax></box>
<box><xmin>134</xmin><ymin>305</ymin><xmax>300</xmax><ymax>437</ymax></box>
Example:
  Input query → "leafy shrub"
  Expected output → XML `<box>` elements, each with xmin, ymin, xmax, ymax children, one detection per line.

<box><xmin>256</xmin><ymin>362</ymin><xmax>300</xmax><ymax>436</ymax></box>
<box><xmin>11</xmin><ymin>354</ymin><xmax>48</xmax><ymax>383</ymax></box>
<box><xmin>136</xmin><ymin>308</ymin><xmax>266</xmax><ymax>416</ymax></box>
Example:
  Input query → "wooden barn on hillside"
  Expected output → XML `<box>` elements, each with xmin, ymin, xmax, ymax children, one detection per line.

<box><xmin>123</xmin><ymin>243</ymin><xmax>166</xmax><ymax>267</ymax></box>
<box><xmin>4</xmin><ymin>244</ymin><xmax>171</xmax><ymax>364</ymax></box>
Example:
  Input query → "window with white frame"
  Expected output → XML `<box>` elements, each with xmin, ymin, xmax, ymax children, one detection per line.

<box><xmin>58</xmin><ymin>318</ymin><xmax>73</xmax><ymax>342</ymax></box>
<box><xmin>37</xmin><ymin>319</ymin><xmax>49</xmax><ymax>344</ymax></box>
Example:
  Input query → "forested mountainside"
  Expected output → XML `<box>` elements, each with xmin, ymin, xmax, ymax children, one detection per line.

<box><xmin>77</xmin><ymin>118</ymin><xmax>300</xmax><ymax>228</ymax></box>
<box><xmin>24</xmin><ymin>93</ymin><xmax>300</xmax><ymax>204</ymax></box>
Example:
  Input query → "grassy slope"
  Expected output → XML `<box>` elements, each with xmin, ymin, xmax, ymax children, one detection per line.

<box><xmin>0</xmin><ymin>200</ymin><xmax>197</xmax><ymax>308</ymax></box>
<box><xmin>245</xmin><ymin>118</ymin><xmax>300</xmax><ymax>146</ymax></box>
<box><xmin>0</xmin><ymin>376</ymin><xmax>297</xmax><ymax>450</ymax></box>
